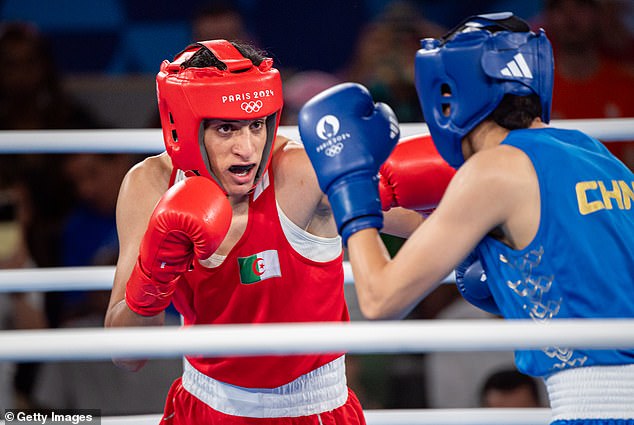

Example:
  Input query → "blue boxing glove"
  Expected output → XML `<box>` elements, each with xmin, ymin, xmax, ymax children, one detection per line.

<box><xmin>455</xmin><ymin>252</ymin><xmax>501</xmax><ymax>316</ymax></box>
<box><xmin>298</xmin><ymin>83</ymin><xmax>400</xmax><ymax>244</ymax></box>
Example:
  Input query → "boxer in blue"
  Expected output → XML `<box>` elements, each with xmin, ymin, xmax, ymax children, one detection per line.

<box><xmin>299</xmin><ymin>12</ymin><xmax>634</xmax><ymax>425</ymax></box>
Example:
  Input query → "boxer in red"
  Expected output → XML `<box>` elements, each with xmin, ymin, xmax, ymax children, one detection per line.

<box><xmin>105</xmin><ymin>40</ymin><xmax>454</xmax><ymax>424</ymax></box>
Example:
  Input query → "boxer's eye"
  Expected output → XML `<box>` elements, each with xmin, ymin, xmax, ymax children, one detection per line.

<box><xmin>441</xmin><ymin>84</ymin><xmax>452</xmax><ymax>117</ymax></box>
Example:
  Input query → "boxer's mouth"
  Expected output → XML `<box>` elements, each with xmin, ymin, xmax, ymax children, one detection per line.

<box><xmin>229</xmin><ymin>164</ymin><xmax>256</xmax><ymax>177</ymax></box>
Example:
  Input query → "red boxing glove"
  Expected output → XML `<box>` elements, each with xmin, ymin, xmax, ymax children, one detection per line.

<box><xmin>379</xmin><ymin>134</ymin><xmax>456</xmax><ymax>214</ymax></box>
<box><xmin>125</xmin><ymin>176</ymin><xmax>232</xmax><ymax>316</ymax></box>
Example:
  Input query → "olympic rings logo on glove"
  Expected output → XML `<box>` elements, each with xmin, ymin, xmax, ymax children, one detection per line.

<box><xmin>241</xmin><ymin>100</ymin><xmax>263</xmax><ymax>114</ymax></box>
<box><xmin>324</xmin><ymin>142</ymin><xmax>344</xmax><ymax>157</ymax></box>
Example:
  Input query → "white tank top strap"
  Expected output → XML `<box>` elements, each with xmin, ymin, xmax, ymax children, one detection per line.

<box><xmin>546</xmin><ymin>364</ymin><xmax>634</xmax><ymax>421</ymax></box>
<box><xmin>181</xmin><ymin>356</ymin><xmax>348</xmax><ymax>418</ymax></box>
<box><xmin>276</xmin><ymin>201</ymin><xmax>342</xmax><ymax>262</ymax></box>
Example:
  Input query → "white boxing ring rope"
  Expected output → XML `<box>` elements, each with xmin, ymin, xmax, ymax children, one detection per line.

<box><xmin>0</xmin><ymin>263</ymin><xmax>453</xmax><ymax>292</ymax></box>
<box><xmin>0</xmin><ymin>320</ymin><xmax>632</xmax><ymax>425</ymax></box>
<box><xmin>1</xmin><ymin>319</ymin><xmax>634</xmax><ymax>362</ymax></box>
<box><xmin>0</xmin><ymin>119</ymin><xmax>632</xmax><ymax>153</ymax></box>
<box><xmin>0</xmin><ymin>119</ymin><xmax>633</xmax><ymax>425</ymax></box>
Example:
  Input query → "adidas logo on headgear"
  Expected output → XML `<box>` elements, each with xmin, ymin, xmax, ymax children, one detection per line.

<box><xmin>500</xmin><ymin>53</ymin><xmax>533</xmax><ymax>79</ymax></box>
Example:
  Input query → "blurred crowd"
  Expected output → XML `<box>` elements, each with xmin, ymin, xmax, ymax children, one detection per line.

<box><xmin>0</xmin><ymin>0</ymin><xmax>632</xmax><ymax>414</ymax></box>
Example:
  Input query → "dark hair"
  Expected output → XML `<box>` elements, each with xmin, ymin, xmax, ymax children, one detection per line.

<box><xmin>181</xmin><ymin>42</ymin><xmax>267</xmax><ymax>70</ymax></box>
<box><xmin>489</xmin><ymin>94</ymin><xmax>542</xmax><ymax>130</ymax></box>
<box><xmin>480</xmin><ymin>369</ymin><xmax>540</xmax><ymax>405</ymax></box>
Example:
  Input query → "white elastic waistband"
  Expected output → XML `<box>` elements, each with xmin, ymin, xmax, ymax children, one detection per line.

<box><xmin>182</xmin><ymin>356</ymin><xmax>348</xmax><ymax>418</ymax></box>
<box><xmin>546</xmin><ymin>364</ymin><xmax>634</xmax><ymax>420</ymax></box>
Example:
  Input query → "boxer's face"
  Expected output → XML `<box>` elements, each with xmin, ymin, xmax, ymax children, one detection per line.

<box><xmin>203</xmin><ymin>118</ymin><xmax>267</xmax><ymax>197</ymax></box>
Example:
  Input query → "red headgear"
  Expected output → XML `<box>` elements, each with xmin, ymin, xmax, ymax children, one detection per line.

<box><xmin>156</xmin><ymin>40</ymin><xmax>284</xmax><ymax>191</ymax></box>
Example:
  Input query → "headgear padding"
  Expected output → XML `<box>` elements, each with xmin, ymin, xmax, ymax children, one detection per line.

<box><xmin>415</xmin><ymin>12</ymin><xmax>554</xmax><ymax>168</ymax></box>
<box><xmin>156</xmin><ymin>40</ymin><xmax>284</xmax><ymax>190</ymax></box>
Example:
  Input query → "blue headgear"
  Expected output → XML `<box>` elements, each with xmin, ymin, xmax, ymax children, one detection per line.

<box><xmin>415</xmin><ymin>12</ymin><xmax>554</xmax><ymax>168</ymax></box>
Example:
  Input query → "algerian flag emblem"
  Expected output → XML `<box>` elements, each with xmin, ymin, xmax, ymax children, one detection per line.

<box><xmin>237</xmin><ymin>250</ymin><xmax>281</xmax><ymax>284</ymax></box>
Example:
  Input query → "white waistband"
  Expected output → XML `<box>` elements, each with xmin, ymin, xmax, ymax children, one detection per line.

<box><xmin>181</xmin><ymin>356</ymin><xmax>348</xmax><ymax>418</ymax></box>
<box><xmin>546</xmin><ymin>364</ymin><xmax>634</xmax><ymax>420</ymax></box>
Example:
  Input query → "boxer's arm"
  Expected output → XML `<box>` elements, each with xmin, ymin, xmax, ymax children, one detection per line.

<box><xmin>348</xmin><ymin>147</ymin><xmax>525</xmax><ymax>320</ymax></box>
<box><xmin>106</xmin><ymin>158</ymin><xmax>168</xmax><ymax>326</ymax></box>
<box><xmin>105</xmin><ymin>156</ymin><xmax>169</xmax><ymax>370</ymax></box>
<box><xmin>383</xmin><ymin>207</ymin><xmax>425</xmax><ymax>238</ymax></box>
<box><xmin>272</xmin><ymin>138</ymin><xmax>339</xmax><ymax>238</ymax></box>
<box><xmin>298</xmin><ymin>83</ymin><xmax>400</xmax><ymax>245</ymax></box>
